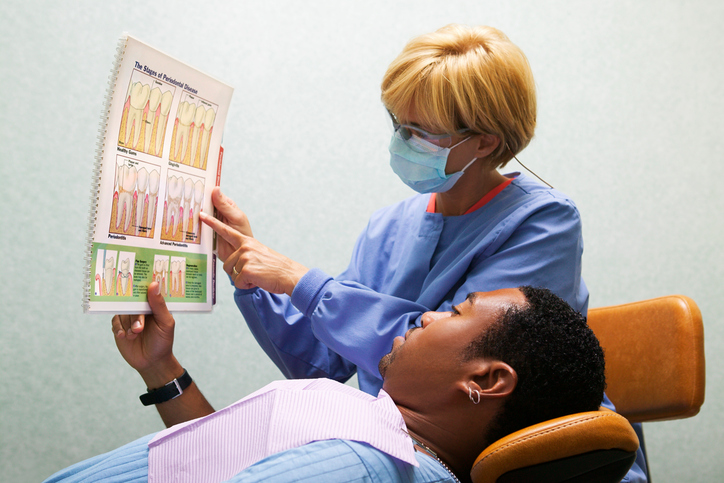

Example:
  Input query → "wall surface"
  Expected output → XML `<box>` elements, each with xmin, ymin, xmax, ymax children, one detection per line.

<box><xmin>1</xmin><ymin>1</ymin><xmax>721</xmax><ymax>481</ymax></box>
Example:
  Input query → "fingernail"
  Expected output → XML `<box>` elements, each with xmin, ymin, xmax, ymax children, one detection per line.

<box><xmin>116</xmin><ymin>329</ymin><xmax>124</xmax><ymax>338</ymax></box>
<box><xmin>132</xmin><ymin>320</ymin><xmax>141</xmax><ymax>330</ymax></box>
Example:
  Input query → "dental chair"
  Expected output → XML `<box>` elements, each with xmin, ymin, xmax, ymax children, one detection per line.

<box><xmin>470</xmin><ymin>295</ymin><xmax>706</xmax><ymax>483</ymax></box>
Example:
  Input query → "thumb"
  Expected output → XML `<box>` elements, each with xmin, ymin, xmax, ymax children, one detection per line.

<box><xmin>212</xmin><ymin>187</ymin><xmax>239</xmax><ymax>218</ymax></box>
<box><xmin>147</xmin><ymin>281</ymin><xmax>175</xmax><ymax>331</ymax></box>
<box><xmin>212</xmin><ymin>187</ymin><xmax>251</xmax><ymax>233</ymax></box>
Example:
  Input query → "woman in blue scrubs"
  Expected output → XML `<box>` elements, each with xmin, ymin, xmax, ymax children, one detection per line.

<box><xmin>202</xmin><ymin>24</ymin><xmax>587</xmax><ymax>397</ymax></box>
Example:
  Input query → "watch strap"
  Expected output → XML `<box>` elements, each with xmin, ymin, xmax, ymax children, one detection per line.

<box><xmin>140</xmin><ymin>369</ymin><xmax>192</xmax><ymax>406</ymax></box>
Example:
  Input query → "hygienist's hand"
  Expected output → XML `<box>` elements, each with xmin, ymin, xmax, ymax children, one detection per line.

<box><xmin>208</xmin><ymin>187</ymin><xmax>253</xmax><ymax>262</ymax></box>
<box><xmin>111</xmin><ymin>281</ymin><xmax>183</xmax><ymax>389</ymax></box>
<box><xmin>200</xmin><ymin>211</ymin><xmax>309</xmax><ymax>296</ymax></box>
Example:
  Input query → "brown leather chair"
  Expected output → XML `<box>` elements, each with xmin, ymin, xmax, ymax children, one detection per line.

<box><xmin>470</xmin><ymin>295</ymin><xmax>706</xmax><ymax>483</ymax></box>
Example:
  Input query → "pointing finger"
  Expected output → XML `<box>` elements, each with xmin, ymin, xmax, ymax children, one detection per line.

<box><xmin>200</xmin><ymin>211</ymin><xmax>245</xmax><ymax>249</ymax></box>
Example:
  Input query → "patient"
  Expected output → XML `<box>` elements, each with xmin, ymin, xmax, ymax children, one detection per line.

<box><xmin>45</xmin><ymin>284</ymin><xmax>605</xmax><ymax>483</ymax></box>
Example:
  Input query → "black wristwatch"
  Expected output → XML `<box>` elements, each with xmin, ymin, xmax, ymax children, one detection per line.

<box><xmin>139</xmin><ymin>369</ymin><xmax>192</xmax><ymax>406</ymax></box>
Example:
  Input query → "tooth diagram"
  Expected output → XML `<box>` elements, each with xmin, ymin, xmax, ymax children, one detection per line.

<box><xmin>169</xmin><ymin>259</ymin><xmax>186</xmax><ymax>297</ymax></box>
<box><xmin>117</xmin><ymin>258</ymin><xmax>132</xmax><ymax>296</ymax></box>
<box><xmin>188</xmin><ymin>105</ymin><xmax>205</xmax><ymax>168</ymax></box>
<box><xmin>103</xmin><ymin>256</ymin><xmax>115</xmax><ymax>296</ymax></box>
<box><xmin>122</xmin><ymin>82</ymin><xmax>150</xmax><ymax>150</ymax></box>
<box><xmin>199</xmin><ymin>108</ymin><xmax>216</xmax><ymax>170</ymax></box>
<box><xmin>170</xmin><ymin>260</ymin><xmax>179</xmax><ymax>295</ymax></box>
<box><xmin>165</xmin><ymin>175</ymin><xmax>184</xmax><ymax>237</ymax></box>
<box><xmin>142</xmin><ymin>88</ymin><xmax>162</xmax><ymax>154</ymax></box>
<box><xmin>135</xmin><ymin>168</ymin><xmax>148</xmax><ymax>236</ymax></box>
<box><xmin>182</xmin><ymin>178</ymin><xmax>194</xmax><ymax>235</ymax></box>
<box><xmin>153</xmin><ymin>259</ymin><xmax>168</xmax><ymax>297</ymax></box>
<box><xmin>147</xmin><ymin>169</ymin><xmax>160</xmax><ymax>232</ymax></box>
<box><xmin>111</xmin><ymin>160</ymin><xmax>160</xmax><ymax>237</ymax></box>
<box><xmin>118</xmin><ymin>77</ymin><xmax>174</xmax><ymax>157</ymax></box>
<box><xmin>155</xmin><ymin>91</ymin><xmax>173</xmax><ymax>156</ymax></box>
<box><xmin>179</xmin><ymin>260</ymin><xmax>185</xmax><ymax>296</ymax></box>
<box><xmin>169</xmin><ymin>98</ymin><xmax>217</xmax><ymax>169</ymax></box>
<box><xmin>171</xmin><ymin>101</ymin><xmax>196</xmax><ymax>165</ymax></box>
<box><xmin>116</xmin><ymin>163</ymin><xmax>138</xmax><ymax>232</ymax></box>
<box><xmin>191</xmin><ymin>180</ymin><xmax>205</xmax><ymax>239</ymax></box>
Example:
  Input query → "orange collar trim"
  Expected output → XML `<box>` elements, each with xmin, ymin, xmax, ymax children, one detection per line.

<box><xmin>426</xmin><ymin>177</ymin><xmax>514</xmax><ymax>215</ymax></box>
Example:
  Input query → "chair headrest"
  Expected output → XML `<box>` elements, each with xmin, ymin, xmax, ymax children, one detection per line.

<box><xmin>470</xmin><ymin>409</ymin><xmax>639</xmax><ymax>483</ymax></box>
<box><xmin>587</xmin><ymin>295</ymin><xmax>705</xmax><ymax>422</ymax></box>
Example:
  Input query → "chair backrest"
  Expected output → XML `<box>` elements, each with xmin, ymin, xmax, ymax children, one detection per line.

<box><xmin>587</xmin><ymin>295</ymin><xmax>706</xmax><ymax>423</ymax></box>
<box><xmin>470</xmin><ymin>294</ymin><xmax>706</xmax><ymax>482</ymax></box>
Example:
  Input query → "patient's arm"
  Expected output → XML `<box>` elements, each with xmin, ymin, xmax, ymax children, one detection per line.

<box><xmin>112</xmin><ymin>281</ymin><xmax>214</xmax><ymax>427</ymax></box>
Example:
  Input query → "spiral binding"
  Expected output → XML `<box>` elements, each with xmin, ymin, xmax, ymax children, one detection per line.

<box><xmin>82</xmin><ymin>35</ymin><xmax>129</xmax><ymax>313</ymax></box>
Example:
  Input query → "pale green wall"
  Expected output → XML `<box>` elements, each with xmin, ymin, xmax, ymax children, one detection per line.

<box><xmin>1</xmin><ymin>1</ymin><xmax>722</xmax><ymax>481</ymax></box>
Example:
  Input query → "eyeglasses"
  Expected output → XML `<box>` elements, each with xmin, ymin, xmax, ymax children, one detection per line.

<box><xmin>388</xmin><ymin>110</ymin><xmax>470</xmax><ymax>148</ymax></box>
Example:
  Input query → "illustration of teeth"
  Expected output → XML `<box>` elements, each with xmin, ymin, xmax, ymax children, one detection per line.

<box><xmin>170</xmin><ymin>260</ymin><xmax>180</xmax><ymax>294</ymax></box>
<box><xmin>154</xmin><ymin>259</ymin><xmax>167</xmax><ymax>295</ymax></box>
<box><xmin>199</xmin><ymin>108</ymin><xmax>216</xmax><ymax>170</ymax></box>
<box><xmin>135</xmin><ymin>168</ymin><xmax>148</xmax><ymax>235</ymax></box>
<box><xmin>115</xmin><ymin>162</ymin><xmax>121</xmax><ymax>191</ymax></box>
<box><xmin>182</xmin><ymin>178</ymin><xmax>194</xmax><ymax>235</ymax></box>
<box><xmin>125</xmin><ymin>82</ymin><xmax>150</xmax><ymax>149</ymax></box>
<box><xmin>156</xmin><ymin>91</ymin><xmax>173</xmax><ymax>155</ymax></box>
<box><xmin>119</xmin><ymin>258</ymin><xmax>131</xmax><ymax>295</ymax></box>
<box><xmin>147</xmin><ymin>169</ymin><xmax>160</xmax><ymax>230</ymax></box>
<box><xmin>189</xmin><ymin>105</ymin><xmax>206</xmax><ymax>168</ymax></box>
<box><xmin>104</xmin><ymin>256</ymin><xmax>115</xmax><ymax>295</ymax></box>
<box><xmin>180</xmin><ymin>261</ymin><xmax>186</xmax><ymax>296</ymax></box>
<box><xmin>166</xmin><ymin>175</ymin><xmax>183</xmax><ymax>236</ymax></box>
<box><xmin>174</xmin><ymin>102</ymin><xmax>196</xmax><ymax>163</ymax></box>
<box><xmin>154</xmin><ymin>259</ymin><xmax>163</xmax><ymax>281</ymax></box>
<box><xmin>143</xmin><ymin>88</ymin><xmax>162</xmax><ymax>154</ymax></box>
<box><xmin>192</xmin><ymin>180</ymin><xmax>205</xmax><ymax>236</ymax></box>
<box><xmin>116</xmin><ymin>164</ymin><xmax>138</xmax><ymax>232</ymax></box>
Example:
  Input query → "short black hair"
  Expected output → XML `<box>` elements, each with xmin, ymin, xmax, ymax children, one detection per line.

<box><xmin>464</xmin><ymin>286</ymin><xmax>606</xmax><ymax>446</ymax></box>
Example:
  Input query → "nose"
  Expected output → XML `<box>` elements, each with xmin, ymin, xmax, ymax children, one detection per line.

<box><xmin>421</xmin><ymin>310</ymin><xmax>450</xmax><ymax>328</ymax></box>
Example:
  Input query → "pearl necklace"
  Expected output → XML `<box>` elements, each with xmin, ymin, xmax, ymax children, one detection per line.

<box><xmin>409</xmin><ymin>435</ymin><xmax>461</xmax><ymax>483</ymax></box>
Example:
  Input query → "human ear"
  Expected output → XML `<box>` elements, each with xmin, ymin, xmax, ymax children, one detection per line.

<box><xmin>473</xmin><ymin>134</ymin><xmax>501</xmax><ymax>160</ymax></box>
<box><xmin>464</xmin><ymin>361</ymin><xmax>517</xmax><ymax>400</ymax></box>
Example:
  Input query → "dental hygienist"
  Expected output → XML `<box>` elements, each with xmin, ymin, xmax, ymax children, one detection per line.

<box><xmin>179</xmin><ymin>24</ymin><xmax>647</xmax><ymax>482</ymax></box>
<box><xmin>201</xmin><ymin>23</ymin><xmax>587</xmax><ymax>396</ymax></box>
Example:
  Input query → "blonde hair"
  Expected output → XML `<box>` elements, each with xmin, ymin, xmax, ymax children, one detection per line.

<box><xmin>381</xmin><ymin>24</ymin><xmax>536</xmax><ymax>168</ymax></box>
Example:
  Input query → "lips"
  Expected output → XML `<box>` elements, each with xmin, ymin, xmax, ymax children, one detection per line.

<box><xmin>404</xmin><ymin>326</ymin><xmax>421</xmax><ymax>340</ymax></box>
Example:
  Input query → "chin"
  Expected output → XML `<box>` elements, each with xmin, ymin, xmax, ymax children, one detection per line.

<box><xmin>378</xmin><ymin>353</ymin><xmax>392</xmax><ymax>378</ymax></box>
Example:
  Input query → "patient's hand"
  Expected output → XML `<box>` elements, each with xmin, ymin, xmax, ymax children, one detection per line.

<box><xmin>111</xmin><ymin>281</ymin><xmax>183</xmax><ymax>388</ymax></box>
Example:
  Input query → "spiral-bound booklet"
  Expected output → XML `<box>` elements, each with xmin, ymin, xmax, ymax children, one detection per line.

<box><xmin>84</xmin><ymin>34</ymin><xmax>233</xmax><ymax>313</ymax></box>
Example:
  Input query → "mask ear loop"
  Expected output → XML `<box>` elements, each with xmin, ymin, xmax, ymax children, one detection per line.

<box><xmin>506</xmin><ymin>144</ymin><xmax>554</xmax><ymax>189</ymax></box>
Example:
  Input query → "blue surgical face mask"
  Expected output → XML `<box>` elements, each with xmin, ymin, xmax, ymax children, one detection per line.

<box><xmin>389</xmin><ymin>130</ymin><xmax>477</xmax><ymax>193</ymax></box>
